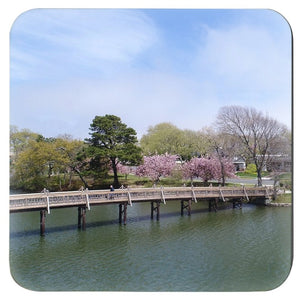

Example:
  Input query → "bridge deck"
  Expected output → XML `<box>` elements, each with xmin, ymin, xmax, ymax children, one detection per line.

<box><xmin>10</xmin><ymin>186</ymin><xmax>272</xmax><ymax>213</ymax></box>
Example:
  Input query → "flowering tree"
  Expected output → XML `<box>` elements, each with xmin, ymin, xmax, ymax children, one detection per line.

<box><xmin>182</xmin><ymin>157</ymin><xmax>235</xmax><ymax>185</ymax></box>
<box><xmin>116</xmin><ymin>163</ymin><xmax>135</xmax><ymax>180</ymax></box>
<box><xmin>212</xmin><ymin>156</ymin><xmax>236</xmax><ymax>185</ymax></box>
<box><xmin>136</xmin><ymin>154</ymin><xmax>178</xmax><ymax>183</ymax></box>
<box><xmin>108</xmin><ymin>160</ymin><xmax>134</xmax><ymax>181</ymax></box>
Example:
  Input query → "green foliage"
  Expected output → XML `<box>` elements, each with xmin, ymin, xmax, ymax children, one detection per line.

<box><xmin>244</xmin><ymin>163</ymin><xmax>257</xmax><ymax>175</ymax></box>
<box><xmin>10</xmin><ymin>125</ymin><xmax>40</xmax><ymax>162</ymax></box>
<box><xmin>140</xmin><ymin>122</ymin><xmax>210</xmax><ymax>160</ymax></box>
<box><xmin>272</xmin><ymin>193</ymin><xmax>292</xmax><ymax>203</ymax></box>
<box><xmin>10</xmin><ymin>128</ymin><xmax>87</xmax><ymax>192</ymax></box>
<box><xmin>85</xmin><ymin>115</ymin><xmax>142</xmax><ymax>187</ymax></box>
<box><xmin>279</xmin><ymin>173</ymin><xmax>292</xmax><ymax>190</ymax></box>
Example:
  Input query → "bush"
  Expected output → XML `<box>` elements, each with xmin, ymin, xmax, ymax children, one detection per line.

<box><xmin>244</xmin><ymin>164</ymin><xmax>257</xmax><ymax>175</ymax></box>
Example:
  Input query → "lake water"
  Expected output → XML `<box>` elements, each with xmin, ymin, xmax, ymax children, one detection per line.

<box><xmin>9</xmin><ymin>201</ymin><xmax>292</xmax><ymax>291</ymax></box>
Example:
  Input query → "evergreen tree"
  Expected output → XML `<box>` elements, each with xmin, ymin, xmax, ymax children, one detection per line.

<box><xmin>85</xmin><ymin>115</ymin><xmax>142</xmax><ymax>187</ymax></box>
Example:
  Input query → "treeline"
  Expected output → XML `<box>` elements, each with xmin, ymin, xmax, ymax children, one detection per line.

<box><xmin>10</xmin><ymin>106</ymin><xmax>291</xmax><ymax>192</ymax></box>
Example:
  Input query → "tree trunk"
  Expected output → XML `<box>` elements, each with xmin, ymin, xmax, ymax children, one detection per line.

<box><xmin>68</xmin><ymin>172</ymin><xmax>73</xmax><ymax>188</ymax></box>
<box><xmin>111</xmin><ymin>158</ymin><xmax>120</xmax><ymax>188</ymax></box>
<box><xmin>73</xmin><ymin>167</ymin><xmax>89</xmax><ymax>189</ymax></box>
<box><xmin>256</xmin><ymin>167</ymin><xmax>263</xmax><ymax>186</ymax></box>
<box><xmin>273</xmin><ymin>173</ymin><xmax>280</xmax><ymax>200</ymax></box>
<box><xmin>220</xmin><ymin>161</ymin><xmax>225</xmax><ymax>186</ymax></box>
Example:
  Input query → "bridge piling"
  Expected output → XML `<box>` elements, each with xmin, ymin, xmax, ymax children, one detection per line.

<box><xmin>40</xmin><ymin>210</ymin><xmax>46</xmax><ymax>236</ymax></box>
<box><xmin>181</xmin><ymin>199</ymin><xmax>192</xmax><ymax>216</ymax></box>
<box><xmin>214</xmin><ymin>198</ymin><xmax>218</xmax><ymax>212</ymax></box>
<box><xmin>77</xmin><ymin>206</ymin><xmax>86</xmax><ymax>230</ymax></box>
<box><xmin>151</xmin><ymin>201</ymin><xmax>160</xmax><ymax>220</ymax></box>
<box><xmin>232</xmin><ymin>198</ymin><xmax>243</xmax><ymax>209</ymax></box>
<box><xmin>209</xmin><ymin>199</ymin><xmax>218</xmax><ymax>212</ymax></box>
<box><xmin>119</xmin><ymin>203</ymin><xmax>127</xmax><ymax>225</ymax></box>
<box><xmin>82</xmin><ymin>207</ymin><xmax>86</xmax><ymax>230</ymax></box>
<box><xmin>151</xmin><ymin>202</ymin><xmax>154</xmax><ymax>219</ymax></box>
<box><xmin>188</xmin><ymin>199</ymin><xmax>192</xmax><ymax>216</ymax></box>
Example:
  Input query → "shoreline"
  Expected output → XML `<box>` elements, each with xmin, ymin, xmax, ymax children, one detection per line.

<box><xmin>266</xmin><ymin>202</ymin><xmax>292</xmax><ymax>207</ymax></box>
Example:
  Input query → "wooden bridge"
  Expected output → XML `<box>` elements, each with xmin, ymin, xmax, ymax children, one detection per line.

<box><xmin>10</xmin><ymin>186</ymin><xmax>273</xmax><ymax>236</ymax></box>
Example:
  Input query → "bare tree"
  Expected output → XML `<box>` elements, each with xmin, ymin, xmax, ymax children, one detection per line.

<box><xmin>204</xmin><ymin>127</ymin><xmax>239</xmax><ymax>186</ymax></box>
<box><xmin>216</xmin><ymin>105</ymin><xmax>289</xmax><ymax>186</ymax></box>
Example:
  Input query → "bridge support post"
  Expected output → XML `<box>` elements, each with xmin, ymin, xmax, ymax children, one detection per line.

<box><xmin>78</xmin><ymin>206</ymin><xmax>81</xmax><ymax>228</ymax></box>
<box><xmin>181</xmin><ymin>199</ymin><xmax>192</xmax><ymax>216</ymax></box>
<box><xmin>151</xmin><ymin>202</ymin><xmax>154</xmax><ymax>219</ymax></box>
<box><xmin>214</xmin><ymin>198</ymin><xmax>218</xmax><ymax>212</ymax></box>
<box><xmin>151</xmin><ymin>201</ymin><xmax>160</xmax><ymax>221</ymax></box>
<box><xmin>232</xmin><ymin>199</ymin><xmax>243</xmax><ymax>209</ymax></box>
<box><xmin>82</xmin><ymin>207</ymin><xmax>86</xmax><ymax>230</ymax></box>
<box><xmin>238</xmin><ymin>198</ymin><xmax>243</xmax><ymax>209</ymax></box>
<box><xmin>188</xmin><ymin>199</ymin><xmax>192</xmax><ymax>216</ymax></box>
<box><xmin>209</xmin><ymin>199</ymin><xmax>218</xmax><ymax>212</ymax></box>
<box><xmin>40</xmin><ymin>210</ymin><xmax>46</xmax><ymax>236</ymax></box>
<box><xmin>78</xmin><ymin>206</ymin><xmax>86</xmax><ymax>230</ymax></box>
<box><xmin>119</xmin><ymin>203</ymin><xmax>127</xmax><ymax>225</ymax></box>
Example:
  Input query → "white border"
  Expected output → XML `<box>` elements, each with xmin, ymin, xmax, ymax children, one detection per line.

<box><xmin>1</xmin><ymin>1</ymin><xmax>298</xmax><ymax>300</ymax></box>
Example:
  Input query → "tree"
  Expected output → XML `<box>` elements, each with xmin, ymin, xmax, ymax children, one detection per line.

<box><xmin>212</xmin><ymin>156</ymin><xmax>236</xmax><ymax>184</ymax></box>
<box><xmin>85</xmin><ymin>115</ymin><xmax>142</xmax><ymax>188</ymax></box>
<box><xmin>114</xmin><ymin>161</ymin><xmax>134</xmax><ymax>181</ymax></box>
<box><xmin>140</xmin><ymin>123</ymin><xmax>184</xmax><ymax>156</ymax></box>
<box><xmin>55</xmin><ymin>138</ymin><xmax>89</xmax><ymax>188</ymax></box>
<box><xmin>136</xmin><ymin>154</ymin><xmax>178</xmax><ymax>183</ymax></box>
<box><xmin>10</xmin><ymin>125</ymin><xmax>40</xmax><ymax>163</ymax></box>
<box><xmin>13</xmin><ymin>138</ymin><xmax>67</xmax><ymax>191</ymax></box>
<box><xmin>182</xmin><ymin>157</ymin><xmax>235</xmax><ymax>185</ymax></box>
<box><xmin>204</xmin><ymin>127</ymin><xmax>239</xmax><ymax>186</ymax></box>
<box><xmin>140</xmin><ymin>122</ymin><xmax>210</xmax><ymax>160</ymax></box>
<box><xmin>11</xmin><ymin>133</ymin><xmax>88</xmax><ymax>191</ymax></box>
<box><xmin>181</xmin><ymin>129</ymin><xmax>211</xmax><ymax>159</ymax></box>
<box><xmin>216</xmin><ymin>105</ymin><xmax>289</xmax><ymax>186</ymax></box>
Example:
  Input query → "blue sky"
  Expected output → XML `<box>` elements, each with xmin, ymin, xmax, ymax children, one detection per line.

<box><xmin>10</xmin><ymin>9</ymin><xmax>292</xmax><ymax>139</ymax></box>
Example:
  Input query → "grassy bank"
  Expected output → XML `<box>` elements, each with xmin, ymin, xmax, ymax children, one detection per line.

<box><xmin>272</xmin><ymin>193</ymin><xmax>292</xmax><ymax>204</ymax></box>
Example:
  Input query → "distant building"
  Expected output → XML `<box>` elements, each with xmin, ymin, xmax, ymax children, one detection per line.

<box><xmin>232</xmin><ymin>155</ymin><xmax>291</xmax><ymax>173</ymax></box>
<box><xmin>265</xmin><ymin>155</ymin><xmax>291</xmax><ymax>172</ymax></box>
<box><xmin>233</xmin><ymin>157</ymin><xmax>246</xmax><ymax>171</ymax></box>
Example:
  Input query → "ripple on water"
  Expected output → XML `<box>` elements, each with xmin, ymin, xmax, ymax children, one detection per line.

<box><xmin>10</xmin><ymin>204</ymin><xmax>292</xmax><ymax>291</ymax></box>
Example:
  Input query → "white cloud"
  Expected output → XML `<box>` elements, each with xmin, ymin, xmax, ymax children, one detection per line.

<box><xmin>10</xmin><ymin>10</ymin><xmax>292</xmax><ymax>138</ymax></box>
<box><xmin>10</xmin><ymin>69</ymin><xmax>221</xmax><ymax>139</ymax></box>
<box><xmin>191</xmin><ymin>23</ymin><xmax>291</xmax><ymax>126</ymax></box>
<box><xmin>196</xmin><ymin>24</ymin><xmax>291</xmax><ymax>92</ymax></box>
<box><xmin>10</xmin><ymin>9</ymin><xmax>160</xmax><ymax>81</ymax></box>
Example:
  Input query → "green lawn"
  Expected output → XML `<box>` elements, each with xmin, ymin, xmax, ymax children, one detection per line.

<box><xmin>272</xmin><ymin>193</ymin><xmax>292</xmax><ymax>203</ymax></box>
<box><xmin>236</xmin><ymin>171</ymin><xmax>269</xmax><ymax>179</ymax></box>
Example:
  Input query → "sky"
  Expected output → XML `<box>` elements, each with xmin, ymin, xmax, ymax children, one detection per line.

<box><xmin>10</xmin><ymin>9</ymin><xmax>292</xmax><ymax>140</ymax></box>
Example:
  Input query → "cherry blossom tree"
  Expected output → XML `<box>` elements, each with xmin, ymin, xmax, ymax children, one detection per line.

<box><xmin>116</xmin><ymin>163</ymin><xmax>134</xmax><ymax>180</ymax></box>
<box><xmin>211</xmin><ymin>156</ymin><xmax>236</xmax><ymax>185</ymax></box>
<box><xmin>182</xmin><ymin>157</ymin><xmax>235</xmax><ymax>185</ymax></box>
<box><xmin>136</xmin><ymin>154</ymin><xmax>178</xmax><ymax>183</ymax></box>
<box><xmin>108</xmin><ymin>160</ymin><xmax>134</xmax><ymax>181</ymax></box>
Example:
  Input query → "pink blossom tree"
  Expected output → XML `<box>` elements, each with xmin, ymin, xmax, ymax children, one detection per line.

<box><xmin>212</xmin><ymin>156</ymin><xmax>236</xmax><ymax>185</ymax></box>
<box><xmin>182</xmin><ymin>157</ymin><xmax>235</xmax><ymax>185</ymax></box>
<box><xmin>109</xmin><ymin>160</ymin><xmax>134</xmax><ymax>181</ymax></box>
<box><xmin>136</xmin><ymin>154</ymin><xmax>178</xmax><ymax>183</ymax></box>
<box><xmin>182</xmin><ymin>157</ymin><xmax>201</xmax><ymax>182</ymax></box>
<box><xmin>116</xmin><ymin>163</ymin><xmax>134</xmax><ymax>180</ymax></box>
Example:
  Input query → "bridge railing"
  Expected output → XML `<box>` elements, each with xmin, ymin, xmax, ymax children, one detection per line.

<box><xmin>10</xmin><ymin>186</ymin><xmax>273</xmax><ymax>211</ymax></box>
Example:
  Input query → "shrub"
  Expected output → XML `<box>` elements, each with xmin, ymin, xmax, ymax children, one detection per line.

<box><xmin>244</xmin><ymin>163</ymin><xmax>257</xmax><ymax>175</ymax></box>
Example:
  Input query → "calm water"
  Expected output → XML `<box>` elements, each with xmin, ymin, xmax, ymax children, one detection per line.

<box><xmin>10</xmin><ymin>201</ymin><xmax>292</xmax><ymax>291</ymax></box>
